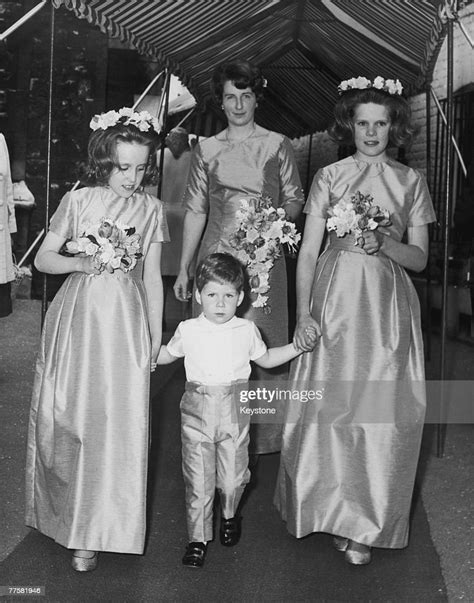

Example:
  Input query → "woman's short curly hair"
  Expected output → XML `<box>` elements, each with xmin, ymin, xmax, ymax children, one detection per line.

<box><xmin>328</xmin><ymin>88</ymin><xmax>417</xmax><ymax>148</ymax></box>
<box><xmin>211</xmin><ymin>59</ymin><xmax>266</xmax><ymax>104</ymax></box>
<box><xmin>82</xmin><ymin>123</ymin><xmax>160</xmax><ymax>186</ymax></box>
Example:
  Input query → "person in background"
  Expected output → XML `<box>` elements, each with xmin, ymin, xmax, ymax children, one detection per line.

<box><xmin>276</xmin><ymin>76</ymin><xmax>436</xmax><ymax>565</ymax></box>
<box><xmin>173</xmin><ymin>59</ymin><xmax>305</xmax><ymax>456</ymax></box>
<box><xmin>159</xmin><ymin>127</ymin><xmax>194</xmax><ymax>324</ymax></box>
<box><xmin>0</xmin><ymin>133</ymin><xmax>16</xmax><ymax>317</ymax></box>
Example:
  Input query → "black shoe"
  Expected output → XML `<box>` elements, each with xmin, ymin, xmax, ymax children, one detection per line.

<box><xmin>220</xmin><ymin>516</ymin><xmax>241</xmax><ymax>547</ymax></box>
<box><xmin>182</xmin><ymin>542</ymin><xmax>207</xmax><ymax>568</ymax></box>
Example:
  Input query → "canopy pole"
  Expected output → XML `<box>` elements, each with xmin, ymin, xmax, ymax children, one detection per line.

<box><xmin>437</xmin><ymin>14</ymin><xmax>455</xmax><ymax>458</ymax></box>
<box><xmin>157</xmin><ymin>69</ymin><xmax>171</xmax><ymax>199</ymax></box>
<box><xmin>304</xmin><ymin>134</ymin><xmax>313</xmax><ymax>196</ymax></box>
<box><xmin>425</xmin><ymin>86</ymin><xmax>432</xmax><ymax>362</ymax></box>
<box><xmin>41</xmin><ymin>1</ymin><xmax>56</xmax><ymax>327</ymax></box>
<box><xmin>132</xmin><ymin>70</ymin><xmax>164</xmax><ymax>111</ymax></box>
<box><xmin>430</xmin><ymin>89</ymin><xmax>467</xmax><ymax>177</ymax></box>
<box><xmin>0</xmin><ymin>0</ymin><xmax>47</xmax><ymax>41</ymax></box>
<box><xmin>175</xmin><ymin>106</ymin><xmax>196</xmax><ymax>129</ymax></box>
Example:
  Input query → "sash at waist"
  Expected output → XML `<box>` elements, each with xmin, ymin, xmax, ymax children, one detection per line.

<box><xmin>327</xmin><ymin>231</ymin><xmax>366</xmax><ymax>254</ymax></box>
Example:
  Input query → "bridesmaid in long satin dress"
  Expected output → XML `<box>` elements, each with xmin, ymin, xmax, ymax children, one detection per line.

<box><xmin>173</xmin><ymin>59</ymin><xmax>304</xmax><ymax>455</ymax></box>
<box><xmin>275</xmin><ymin>78</ymin><xmax>436</xmax><ymax>565</ymax></box>
<box><xmin>25</xmin><ymin>111</ymin><xmax>168</xmax><ymax>571</ymax></box>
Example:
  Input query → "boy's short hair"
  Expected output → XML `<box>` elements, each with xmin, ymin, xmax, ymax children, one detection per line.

<box><xmin>195</xmin><ymin>253</ymin><xmax>246</xmax><ymax>293</ymax></box>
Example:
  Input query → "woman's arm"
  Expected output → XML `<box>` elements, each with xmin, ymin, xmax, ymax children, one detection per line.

<box><xmin>292</xmin><ymin>215</ymin><xmax>326</xmax><ymax>351</ymax></box>
<box><xmin>173</xmin><ymin>211</ymin><xmax>207</xmax><ymax>301</ymax></box>
<box><xmin>143</xmin><ymin>242</ymin><xmax>164</xmax><ymax>364</ymax></box>
<box><xmin>35</xmin><ymin>231</ymin><xmax>100</xmax><ymax>275</ymax></box>
<box><xmin>361</xmin><ymin>225</ymin><xmax>429</xmax><ymax>272</ymax></box>
<box><xmin>278</xmin><ymin>137</ymin><xmax>305</xmax><ymax>221</ymax></box>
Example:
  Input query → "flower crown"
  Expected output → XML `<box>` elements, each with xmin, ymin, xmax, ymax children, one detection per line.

<box><xmin>338</xmin><ymin>76</ymin><xmax>403</xmax><ymax>96</ymax></box>
<box><xmin>89</xmin><ymin>107</ymin><xmax>161</xmax><ymax>133</ymax></box>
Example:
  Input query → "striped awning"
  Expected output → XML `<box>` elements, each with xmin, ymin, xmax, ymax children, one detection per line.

<box><xmin>52</xmin><ymin>0</ymin><xmax>447</xmax><ymax>138</ymax></box>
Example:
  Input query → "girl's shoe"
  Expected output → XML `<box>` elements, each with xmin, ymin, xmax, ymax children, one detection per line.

<box><xmin>344</xmin><ymin>540</ymin><xmax>371</xmax><ymax>565</ymax></box>
<box><xmin>71</xmin><ymin>550</ymin><xmax>98</xmax><ymax>572</ymax></box>
<box><xmin>333</xmin><ymin>536</ymin><xmax>349</xmax><ymax>552</ymax></box>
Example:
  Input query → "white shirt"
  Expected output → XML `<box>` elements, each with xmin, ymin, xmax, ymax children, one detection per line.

<box><xmin>167</xmin><ymin>314</ymin><xmax>267</xmax><ymax>385</ymax></box>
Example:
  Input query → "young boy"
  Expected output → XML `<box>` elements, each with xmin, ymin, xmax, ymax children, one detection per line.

<box><xmin>156</xmin><ymin>252</ymin><xmax>315</xmax><ymax>568</ymax></box>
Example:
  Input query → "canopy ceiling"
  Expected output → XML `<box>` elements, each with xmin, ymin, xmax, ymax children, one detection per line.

<box><xmin>52</xmin><ymin>0</ymin><xmax>447</xmax><ymax>138</ymax></box>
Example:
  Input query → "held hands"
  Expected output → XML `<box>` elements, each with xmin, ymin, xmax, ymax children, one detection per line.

<box><xmin>293</xmin><ymin>315</ymin><xmax>321</xmax><ymax>352</ymax></box>
<box><xmin>173</xmin><ymin>270</ymin><xmax>193</xmax><ymax>302</ymax></box>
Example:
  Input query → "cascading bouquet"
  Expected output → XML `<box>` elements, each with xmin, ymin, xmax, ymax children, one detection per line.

<box><xmin>327</xmin><ymin>191</ymin><xmax>391</xmax><ymax>246</ymax></box>
<box><xmin>229</xmin><ymin>195</ymin><xmax>301</xmax><ymax>312</ymax></box>
<box><xmin>66</xmin><ymin>217</ymin><xmax>142</xmax><ymax>273</ymax></box>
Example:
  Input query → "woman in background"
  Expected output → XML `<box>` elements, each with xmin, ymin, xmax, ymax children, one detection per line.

<box><xmin>173</xmin><ymin>59</ymin><xmax>304</xmax><ymax>455</ymax></box>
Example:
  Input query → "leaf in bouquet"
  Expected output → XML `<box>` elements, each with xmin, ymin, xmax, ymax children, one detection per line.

<box><xmin>377</xmin><ymin>218</ymin><xmax>391</xmax><ymax>227</ymax></box>
<box><xmin>358</xmin><ymin>216</ymin><xmax>369</xmax><ymax>229</ymax></box>
<box><xmin>125</xmin><ymin>226</ymin><xmax>136</xmax><ymax>236</ymax></box>
<box><xmin>87</xmin><ymin>234</ymin><xmax>100</xmax><ymax>246</ymax></box>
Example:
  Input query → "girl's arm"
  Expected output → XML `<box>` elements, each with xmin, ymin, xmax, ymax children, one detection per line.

<box><xmin>292</xmin><ymin>215</ymin><xmax>326</xmax><ymax>351</ymax></box>
<box><xmin>143</xmin><ymin>242</ymin><xmax>164</xmax><ymax>364</ymax></box>
<box><xmin>173</xmin><ymin>211</ymin><xmax>207</xmax><ymax>301</ymax></box>
<box><xmin>35</xmin><ymin>231</ymin><xmax>100</xmax><ymax>275</ymax></box>
<box><xmin>254</xmin><ymin>342</ymin><xmax>305</xmax><ymax>369</ymax></box>
<box><xmin>361</xmin><ymin>225</ymin><xmax>429</xmax><ymax>272</ymax></box>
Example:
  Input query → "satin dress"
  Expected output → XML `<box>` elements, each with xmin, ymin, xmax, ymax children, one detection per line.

<box><xmin>184</xmin><ymin>129</ymin><xmax>304</xmax><ymax>454</ymax></box>
<box><xmin>275</xmin><ymin>156</ymin><xmax>436</xmax><ymax>548</ymax></box>
<box><xmin>25</xmin><ymin>186</ymin><xmax>168</xmax><ymax>554</ymax></box>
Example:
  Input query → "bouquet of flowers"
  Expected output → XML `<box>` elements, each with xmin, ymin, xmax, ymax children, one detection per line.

<box><xmin>327</xmin><ymin>191</ymin><xmax>391</xmax><ymax>246</ymax></box>
<box><xmin>229</xmin><ymin>195</ymin><xmax>301</xmax><ymax>312</ymax></box>
<box><xmin>66</xmin><ymin>217</ymin><xmax>142</xmax><ymax>273</ymax></box>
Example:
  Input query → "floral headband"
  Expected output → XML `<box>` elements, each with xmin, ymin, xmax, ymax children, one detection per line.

<box><xmin>89</xmin><ymin>107</ymin><xmax>161</xmax><ymax>133</ymax></box>
<box><xmin>338</xmin><ymin>76</ymin><xmax>403</xmax><ymax>96</ymax></box>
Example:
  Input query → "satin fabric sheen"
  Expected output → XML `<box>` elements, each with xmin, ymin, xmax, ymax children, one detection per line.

<box><xmin>184</xmin><ymin>130</ymin><xmax>304</xmax><ymax>454</ymax></box>
<box><xmin>275</xmin><ymin>157</ymin><xmax>436</xmax><ymax>548</ymax></box>
<box><xmin>25</xmin><ymin>187</ymin><xmax>168</xmax><ymax>554</ymax></box>
<box><xmin>181</xmin><ymin>382</ymin><xmax>250</xmax><ymax>542</ymax></box>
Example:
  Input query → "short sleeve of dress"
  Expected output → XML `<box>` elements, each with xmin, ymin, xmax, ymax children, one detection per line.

<box><xmin>278</xmin><ymin>136</ymin><xmax>305</xmax><ymax>209</ymax></box>
<box><xmin>408</xmin><ymin>171</ymin><xmax>437</xmax><ymax>227</ymax></box>
<box><xmin>49</xmin><ymin>192</ymin><xmax>76</xmax><ymax>240</ymax></box>
<box><xmin>183</xmin><ymin>144</ymin><xmax>209</xmax><ymax>214</ymax></box>
<box><xmin>151</xmin><ymin>199</ymin><xmax>170</xmax><ymax>243</ymax></box>
<box><xmin>248</xmin><ymin>321</ymin><xmax>268</xmax><ymax>361</ymax></box>
<box><xmin>166</xmin><ymin>322</ymin><xmax>185</xmax><ymax>358</ymax></box>
<box><xmin>304</xmin><ymin>168</ymin><xmax>331</xmax><ymax>218</ymax></box>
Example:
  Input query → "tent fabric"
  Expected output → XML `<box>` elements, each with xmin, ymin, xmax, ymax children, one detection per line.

<box><xmin>52</xmin><ymin>0</ymin><xmax>447</xmax><ymax>138</ymax></box>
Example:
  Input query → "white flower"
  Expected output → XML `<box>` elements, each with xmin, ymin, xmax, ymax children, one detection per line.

<box><xmin>109</xmin><ymin>256</ymin><xmax>122</xmax><ymax>270</ymax></box>
<box><xmin>337</xmin><ymin>76</ymin><xmax>403</xmax><ymax>96</ymax></box>
<box><xmin>373</xmin><ymin>76</ymin><xmax>385</xmax><ymax>90</ymax></box>
<box><xmin>367</xmin><ymin>218</ymin><xmax>378</xmax><ymax>231</ymax></box>
<box><xmin>90</xmin><ymin>107</ymin><xmax>161</xmax><ymax>133</ymax></box>
<box><xmin>253</xmin><ymin>294</ymin><xmax>268</xmax><ymax>308</ymax></box>
<box><xmin>384</xmin><ymin>79</ymin><xmax>403</xmax><ymax>95</ymax></box>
